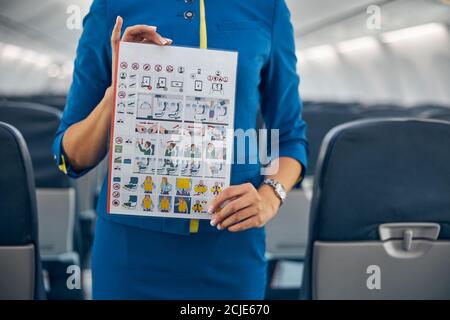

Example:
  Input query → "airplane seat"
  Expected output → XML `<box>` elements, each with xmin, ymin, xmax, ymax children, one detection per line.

<box><xmin>0</xmin><ymin>101</ymin><xmax>89</xmax><ymax>299</ymax></box>
<box><xmin>260</xmin><ymin>104</ymin><xmax>309</xmax><ymax>299</ymax></box>
<box><xmin>410</xmin><ymin>104</ymin><xmax>450</xmax><ymax>121</ymax></box>
<box><xmin>0</xmin><ymin>122</ymin><xmax>46</xmax><ymax>300</ymax></box>
<box><xmin>31</xmin><ymin>95</ymin><xmax>67</xmax><ymax>111</ymax></box>
<box><xmin>265</xmin><ymin>102</ymin><xmax>364</xmax><ymax>299</ymax></box>
<box><xmin>302</xmin><ymin>118</ymin><xmax>450</xmax><ymax>300</ymax></box>
<box><xmin>360</xmin><ymin>104</ymin><xmax>414</xmax><ymax>118</ymax></box>
<box><xmin>302</xmin><ymin>102</ymin><xmax>363</xmax><ymax>178</ymax></box>
<box><xmin>2</xmin><ymin>95</ymin><xmax>67</xmax><ymax>112</ymax></box>
<box><xmin>301</xmin><ymin>102</ymin><xmax>363</xmax><ymax>197</ymax></box>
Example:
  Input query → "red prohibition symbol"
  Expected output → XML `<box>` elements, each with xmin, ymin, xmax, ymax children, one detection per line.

<box><xmin>113</xmin><ymin>183</ymin><xmax>120</xmax><ymax>190</ymax></box>
<box><xmin>166</xmin><ymin>65</ymin><xmax>174</xmax><ymax>73</ymax></box>
<box><xmin>113</xmin><ymin>191</ymin><xmax>120</xmax><ymax>198</ymax></box>
<box><xmin>120</xmin><ymin>62</ymin><xmax>128</xmax><ymax>69</ymax></box>
<box><xmin>143</xmin><ymin>63</ymin><xmax>151</xmax><ymax>71</ymax></box>
<box><xmin>112</xmin><ymin>199</ymin><xmax>120</xmax><ymax>207</ymax></box>
<box><xmin>118</xmin><ymin>91</ymin><xmax>126</xmax><ymax>99</ymax></box>
<box><xmin>131</xmin><ymin>63</ymin><xmax>139</xmax><ymax>70</ymax></box>
<box><xmin>155</xmin><ymin>64</ymin><xmax>162</xmax><ymax>72</ymax></box>
<box><xmin>115</xmin><ymin>137</ymin><xmax>123</xmax><ymax>144</ymax></box>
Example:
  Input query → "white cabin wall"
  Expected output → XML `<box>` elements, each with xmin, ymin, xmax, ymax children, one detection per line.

<box><xmin>0</xmin><ymin>0</ymin><xmax>449</xmax><ymax>106</ymax></box>
<box><xmin>297</xmin><ymin>24</ymin><xmax>450</xmax><ymax>106</ymax></box>
<box><xmin>0</xmin><ymin>0</ymin><xmax>90</xmax><ymax>96</ymax></box>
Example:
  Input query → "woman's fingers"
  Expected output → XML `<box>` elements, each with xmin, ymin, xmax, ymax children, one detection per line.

<box><xmin>217</xmin><ymin>206</ymin><xmax>258</xmax><ymax>230</ymax></box>
<box><xmin>111</xmin><ymin>16</ymin><xmax>123</xmax><ymax>75</ymax></box>
<box><xmin>109</xmin><ymin>18</ymin><xmax>172</xmax><ymax>88</ymax></box>
<box><xmin>228</xmin><ymin>215</ymin><xmax>263</xmax><ymax>233</ymax></box>
<box><xmin>122</xmin><ymin>25</ymin><xmax>156</xmax><ymax>41</ymax></box>
<box><xmin>210</xmin><ymin>192</ymin><xmax>255</xmax><ymax>226</ymax></box>
<box><xmin>122</xmin><ymin>25</ymin><xmax>172</xmax><ymax>45</ymax></box>
<box><xmin>111</xmin><ymin>16</ymin><xmax>123</xmax><ymax>48</ymax></box>
<box><xmin>140</xmin><ymin>35</ymin><xmax>173</xmax><ymax>45</ymax></box>
<box><xmin>208</xmin><ymin>183</ymin><xmax>252</xmax><ymax>214</ymax></box>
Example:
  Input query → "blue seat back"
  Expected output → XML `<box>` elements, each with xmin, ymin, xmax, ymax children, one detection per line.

<box><xmin>0</xmin><ymin>122</ymin><xmax>45</xmax><ymax>299</ymax></box>
<box><xmin>0</xmin><ymin>101</ymin><xmax>70</xmax><ymax>188</ymax></box>
<box><xmin>302</xmin><ymin>118</ymin><xmax>450</xmax><ymax>299</ymax></box>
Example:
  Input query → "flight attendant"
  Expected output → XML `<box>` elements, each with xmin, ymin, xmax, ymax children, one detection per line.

<box><xmin>53</xmin><ymin>0</ymin><xmax>308</xmax><ymax>299</ymax></box>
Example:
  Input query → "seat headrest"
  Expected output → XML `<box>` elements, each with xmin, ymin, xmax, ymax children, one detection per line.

<box><xmin>0</xmin><ymin>101</ymin><xmax>70</xmax><ymax>188</ymax></box>
<box><xmin>302</xmin><ymin>103</ymin><xmax>363</xmax><ymax>175</ymax></box>
<box><xmin>2</xmin><ymin>95</ymin><xmax>67</xmax><ymax>111</ymax></box>
<box><xmin>360</xmin><ymin>104</ymin><xmax>413</xmax><ymax>118</ymax></box>
<box><xmin>0</xmin><ymin>122</ymin><xmax>38</xmax><ymax>245</ymax></box>
<box><xmin>311</xmin><ymin>118</ymin><xmax>450</xmax><ymax>241</ymax></box>
<box><xmin>412</xmin><ymin>105</ymin><xmax>450</xmax><ymax>121</ymax></box>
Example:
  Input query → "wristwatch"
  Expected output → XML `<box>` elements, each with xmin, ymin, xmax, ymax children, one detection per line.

<box><xmin>262</xmin><ymin>178</ymin><xmax>287</xmax><ymax>205</ymax></box>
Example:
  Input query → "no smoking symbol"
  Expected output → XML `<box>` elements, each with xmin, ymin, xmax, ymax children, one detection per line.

<box><xmin>113</xmin><ymin>183</ymin><xmax>120</xmax><ymax>190</ymax></box>
<box><xmin>143</xmin><ymin>64</ymin><xmax>151</xmax><ymax>71</ymax></box>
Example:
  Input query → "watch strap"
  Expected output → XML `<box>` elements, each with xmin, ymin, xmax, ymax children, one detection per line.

<box><xmin>263</xmin><ymin>178</ymin><xmax>286</xmax><ymax>204</ymax></box>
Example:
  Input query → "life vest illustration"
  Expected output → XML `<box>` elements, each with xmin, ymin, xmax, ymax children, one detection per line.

<box><xmin>176</xmin><ymin>178</ymin><xmax>191</xmax><ymax>196</ymax></box>
<box><xmin>194</xmin><ymin>180</ymin><xmax>207</xmax><ymax>196</ymax></box>
<box><xmin>177</xmin><ymin>198</ymin><xmax>188</xmax><ymax>213</ymax></box>
<box><xmin>142</xmin><ymin>176</ymin><xmax>155</xmax><ymax>193</ymax></box>
<box><xmin>142</xmin><ymin>195</ymin><xmax>153</xmax><ymax>211</ymax></box>
<box><xmin>159</xmin><ymin>196</ymin><xmax>171</xmax><ymax>212</ymax></box>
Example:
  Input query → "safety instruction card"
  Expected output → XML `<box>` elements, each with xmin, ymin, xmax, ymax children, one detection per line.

<box><xmin>107</xmin><ymin>42</ymin><xmax>238</xmax><ymax>219</ymax></box>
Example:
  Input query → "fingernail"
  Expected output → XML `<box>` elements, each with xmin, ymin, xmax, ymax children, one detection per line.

<box><xmin>217</xmin><ymin>224</ymin><xmax>222</xmax><ymax>230</ymax></box>
<box><xmin>165</xmin><ymin>38</ymin><xmax>172</xmax><ymax>43</ymax></box>
<box><xmin>210</xmin><ymin>219</ymin><xmax>216</xmax><ymax>227</ymax></box>
<box><xmin>207</xmin><ymin>206</ymin><xmax>213</xmax><ymax>214</ymax></box>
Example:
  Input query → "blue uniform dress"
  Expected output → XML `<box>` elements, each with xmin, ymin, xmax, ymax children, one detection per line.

<box><xmin>52</xmin><ymin>0</ymin><xmax>308</xmax><ymax>299</ymax></box>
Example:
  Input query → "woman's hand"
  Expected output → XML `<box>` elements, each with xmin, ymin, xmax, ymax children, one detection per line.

<box><xmin>111</xmin><ymin>16</ymin><xmax>172</xmax><ymax>76</ymax></box>
<box><xmin>61</xmin><ymin>17</ymin><xmax>173</xmax><ymax>172</ymax></box>
<box><xmin>106</xmin><ymin>16</ymin><xmax>172</xmax><ymax>103</ymax></box>
<box><xmin>209</xmin><ymin>183</ymin><xmax>282</xmax><ymax>232</ymax></box>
